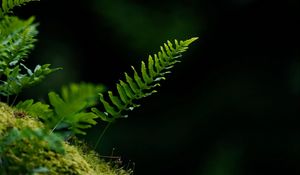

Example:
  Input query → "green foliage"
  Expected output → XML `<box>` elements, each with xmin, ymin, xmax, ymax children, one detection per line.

<box><xmin>47</xmin><ymin>83</ymin><xmax>105</xmax><ymax>135</ymax></box>
<box><xmin>16</xmin><ymin>83</ymin><xmax>106</xmax><ymax>135</ymax></box>
<box><xmin>0</xmin><ymin>63</ymin><xmax>59</xmax><ymax>96</ymax></box>
<box><xmin>15</xmin><ymin>98</ymin><xmax>52</xmax><ymax>118</ymax></box>
<box><xmin>93</xmin><ymin>37</ymin><xmax>198</xmax><ymax>122</ymax></box>
<box><xmin>61</xmin><ymin>83</ymin><xmax>106</xmax><ymax>108</ymax></box>
<box><xmin>0</xmin><ymin>15</ymin><xmax>59</xmax><ymax>96</ymax></box>
<box><xmin>0</xmin><ymin>0</ymin><xmax>39</xmax><ymax>17</ymax></box>
<box><xmin>48</xmin><ymin>91</ymin><xmax>98</xmax><ymax>135</ymax></box>
<box><xmin>0</xmin><ymin>16</ymin><xmax>37</xmax><ymax>62</ymax></box>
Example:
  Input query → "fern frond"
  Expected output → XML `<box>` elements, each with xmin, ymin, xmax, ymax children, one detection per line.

<box><xmin>61</xmin><ymin>83</ymin><xmax>106</xmax><ymax>107</ymax></box>
<box><xmin>15</xmin><ymin>83</ymin><xmax>106</xmax><ymax>135</ymax></box>
<box><xmin>48</xmin><ymin>83</ymin><xmax>105</xmax><ymax>135</ymax></box>
<box><xmin>0</xmin><ymin>0</ymin><xmax>39</xmax><ymax>17</ymax></box>
<box><xmin>0</xmin><ymin>16</ymin><xmax>37</xmax><ymax>67</ymax></box>
<box><xmin>92</xmin><ymin>37</ymin><xmax>198</xmax><ymax>122</ymax></box>
<box><xmin>0</xmin><ymin>64</ymin><xmax>60</xmax><ymax>96</ymax></box>
<box><xmin>0</xmin><ymin>16</ymin><xmax>60</xmax><ymax>96</ymax></box>
<box><xmin>15</xmin><ymin>99</ymin><xmax>52</xmax><ymax>119</ymax></box>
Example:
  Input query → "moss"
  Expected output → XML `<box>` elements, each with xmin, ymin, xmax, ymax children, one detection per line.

<box><xmin>0</xmin><ymin>102</ymin><xmax>131</xmax><ymax>175</ymax></box>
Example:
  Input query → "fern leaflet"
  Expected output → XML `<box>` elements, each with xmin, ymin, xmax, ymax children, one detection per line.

<box><xmin>15</xmin><ymin>99</ymin><xmax>52</xmax><ymax>119</ymax></box>
<box><xmin>92</xmin><ymin>37</ymin><xmax>198</xmax><ymax>122</ymax></box>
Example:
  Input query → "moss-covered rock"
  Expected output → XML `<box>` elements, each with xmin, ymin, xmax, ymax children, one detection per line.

<box><xmin>0</xmin><ymin>102</ymin><xmax>131</xmax><ymax>175</ymax></box>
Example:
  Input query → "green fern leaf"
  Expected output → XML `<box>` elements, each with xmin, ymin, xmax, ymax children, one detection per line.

<box><xmin>116</xmin><ymin>83</ymin><xmax>130</xmax><ymax>103</ymax></box>
<box><xmin>119</xmin><ymin>80</ymin><xmax>135</xmax><ymax>99</ymax></box>
<box><xmin>148</xmin><ymin>55</ymin><xmax>156</xmax><ymax>78</ymax></box>
<box><xmin>48</xmin><ymin>92</ymin><xmax>96</xmax><ymax>135</ymax></box>
<box><xmin>47</xmin><ymin>83</ymin><xmax>105</xmax><ymax>135</ymax></box>
<box><xmin>108</xmin><ymin>91</ymin><xmax>124</xmax><ymax>110</ymax></box>
<box><xmin>141</xmin><ymin>61</ymin><xmax>152</xmax><ymax>84</ymax></box>
<box><xmin>94</xmin><ymin>37</ymin><xmax>198</xmax><ymax>122</ymax></box>
<box><xmin>16</xmin><ymin>83</ymin><xmax>105</xmax><ymax>135</ymax></box>
<box><xmin>125</xmin><ymin>72</ymin><xmax>139</xmax><ymax>94</ymax></box>
<box><xmin>61</xmin><ymin>83</ymin><xmax>106</xmax><ymax>107</ymax></box>
<box><xmin>15</xmin><ymin>99</ymin><xmax>52</xmax><ymax>119</ymax></box>
<box><xmin>91</xmin><ymin>108</ymin><xmax>114</xmax><ymax>122</ymax></box>
<box><xmin>0</xmin><ymin>64</ymin><xmax>59</xmax><ymax>96</ymax></box>
<box><xmin>154</xmin><ymin>54</ymin><xmax>163</xmax><ymax>72</ymax></box>
<box><xmin>132</xmin><ymin>66</ymin><xmax>146</xmax><ymax>89</ymax></box>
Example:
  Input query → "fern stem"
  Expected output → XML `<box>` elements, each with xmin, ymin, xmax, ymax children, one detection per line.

<box><xmin>50</xmin><ymin>116</ymin><xmax>66</xmax><ymax>134</ymax></box>
<box><xmin>10</xmin><ymin>95</ymin><xmax>18</xmax><ymax>106</ymax></box>
<box><xmin>94</xmin><ymin>122</ymin><xmax>112</xmax><ymax>150</ymax></box>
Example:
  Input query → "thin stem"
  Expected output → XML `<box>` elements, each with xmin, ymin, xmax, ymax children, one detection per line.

<box><xmin>94</xmin><ymin>122</ymin><xmax>112</xmax><ymax>150</ymax></box>
<box><xmin>50</xmin><ymin>116</ymin><xmax>65</xmax><ymax>134</ymax></box>
<box><xmin>10</xmin><ymin>95</ymin><xmax>18</xmax><ymax>106</ymax></box>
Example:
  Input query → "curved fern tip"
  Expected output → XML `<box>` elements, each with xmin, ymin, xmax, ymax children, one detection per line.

<box><xmin>184</xmin><ymin>37</ymin><xmax>199</xmax><ymax>45</ymax></box>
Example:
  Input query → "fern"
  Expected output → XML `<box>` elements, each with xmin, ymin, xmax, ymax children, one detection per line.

<box><xmin>48</xmin><ymin>92</ymin><xmax>98</xmax><ymax>135</ymax></box>
<box><xmin>0</xmin><ymin>15</ymin><xmax>59</xmax><ymax>96</ymax></box>
<box><xmin>16</xmin><ymin>83</ymin><xmax>106</xmax><ymax>135</ymax></box>
<box><xmin>0</xmin><ymin>0</ymin><xmax>39</xmax><ymax>17</ymax></box>
<box><xmin>0</xmin><ymin>16</ymin><xmax>37</xmax><ymax>66</ymax></box>
<box><xmin>61</xmin><ymin>83</ymin><xmax>106</xmax><ymax>108</ymax></box>
<box><xmin>15</xmin><ymin>99</ymin><xmax>52</xmax><ymax>119</ymax></box>
<box><xmin>48</xmin><ymin>83</ymin><xmax>105</xmax><ymax>135</ymax></box>
<box><xmin>0</xmin><ymin>64</ymin><xmax>59</xmax><ymax>96</ymax></box>
<box><xmin>92</xmin><ymin>37</ymin><xmax>198</xmax><ymax>122</ymax></box>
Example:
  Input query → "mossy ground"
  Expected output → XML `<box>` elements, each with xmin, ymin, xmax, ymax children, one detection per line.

<box><xmin>0</xmin><ymin>102</ymin><xmax>131</xmax><ymax>175</ymax></box>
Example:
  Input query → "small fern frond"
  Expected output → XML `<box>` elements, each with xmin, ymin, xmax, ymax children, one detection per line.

<box><xmin>0</xmin><ymin>16</ymin><xmax>37</xmax><ymax>67</ymax></box>
<box><xmin>15</xmin><ymin>99</ymin><xmax>52</xmax><ymax>119</ymax></box>
<box><xmin>93</xmin><ymin>37</ymin><xmax>198</xmax><ymax>122</ymax></box>
<box><xmin>15</xmin><ymin>83</ymin><xmax>106</xmax><ymax>135</ymax></box>
<box><xmin>0</xmin><ymin>0</ymin><xmax>39</xmax><ymax>17</ymax></box>
<box><xmin>0</xmin><ymin>64</ymin><xmax>60</xmax><ymax>96</ymax></box>
<box><xmin>47</xmin><ymin>83</ymin><xmax>105</xmax><ymax>135</ymax></box>
<box><xmin>0</xmin><ymin>16</ymin><xmax>60</xmax><ymax>96</ymax></box>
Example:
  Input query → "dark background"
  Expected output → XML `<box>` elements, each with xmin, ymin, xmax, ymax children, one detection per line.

<box><xmin>17</xmin><ymin>0</ymin><xmax>300</xmax><ymax>174</ymax></box>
